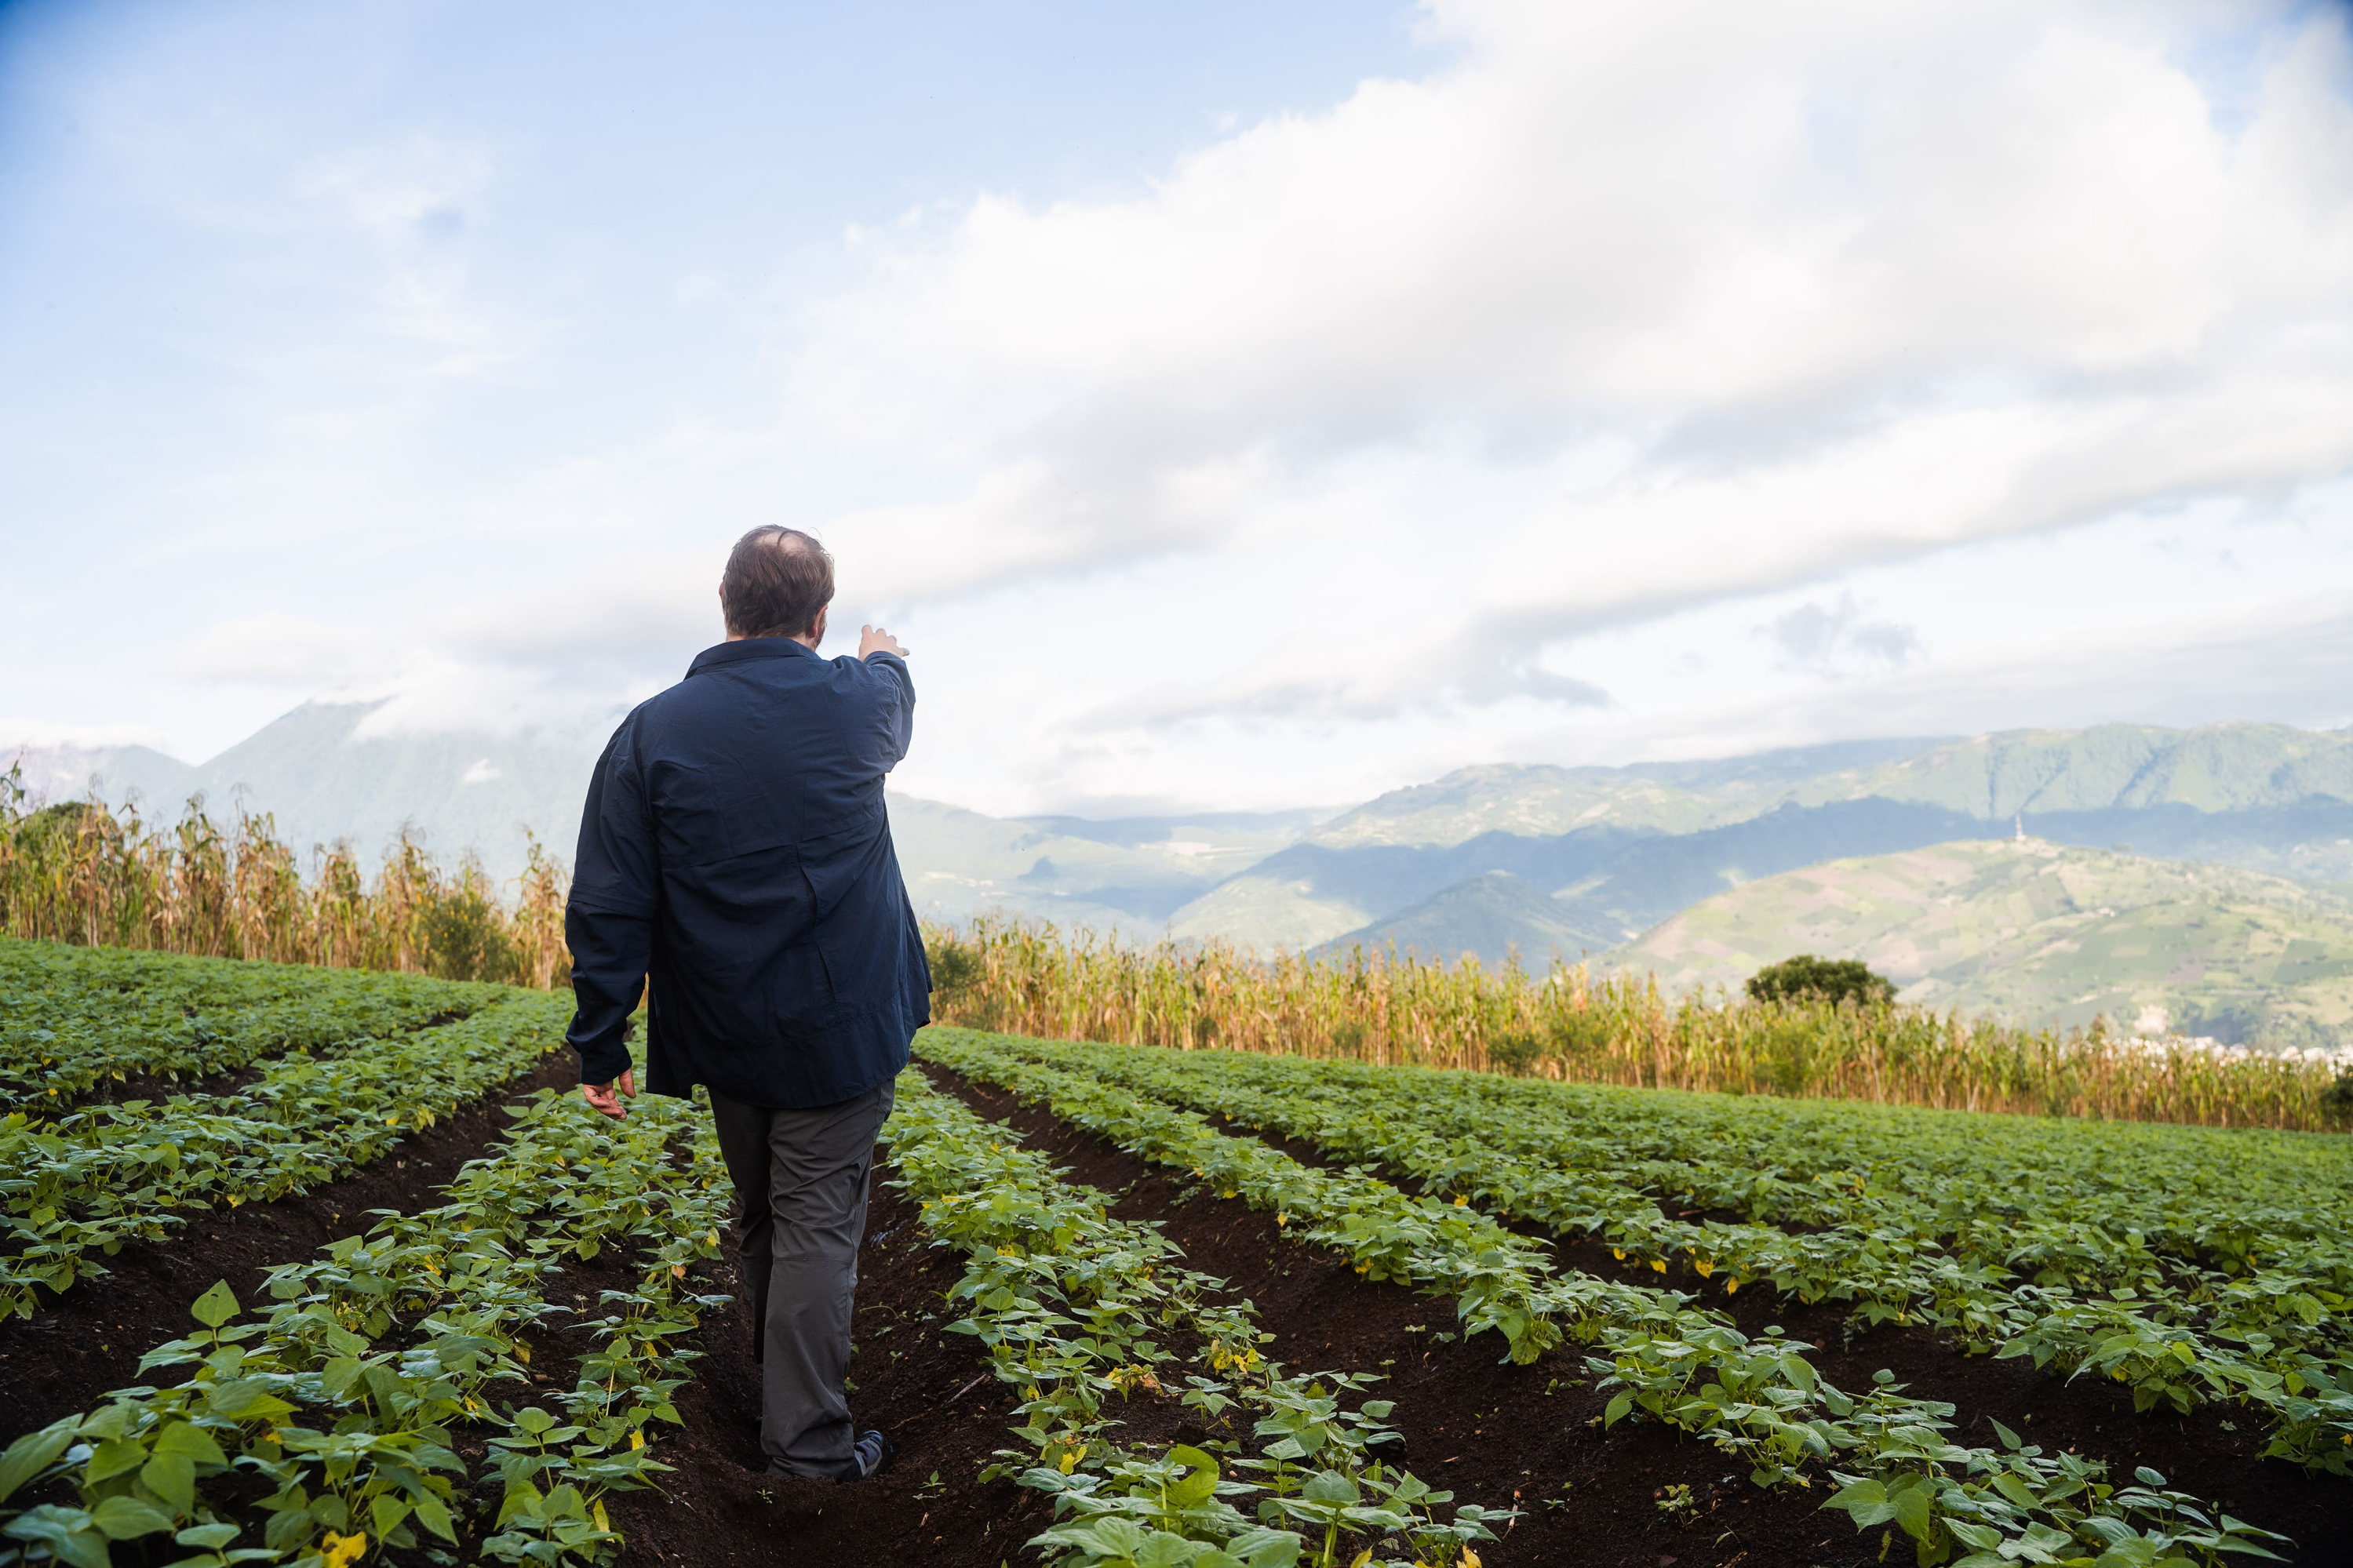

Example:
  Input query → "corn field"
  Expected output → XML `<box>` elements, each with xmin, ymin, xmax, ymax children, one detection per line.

<box><xmin>924</xmin><ymin>915</ymin><xmax>2353</xmax><ymax>1133</ymax></box>
<box><xmin>8</xmin><ymin>767</ymin><xmax>2348</xmax><ymax>1130</ymax></box>
<box><xmin>0</xmin><ymin>769</ymin><xmax>570</xmax><ymax>987</ymax></box>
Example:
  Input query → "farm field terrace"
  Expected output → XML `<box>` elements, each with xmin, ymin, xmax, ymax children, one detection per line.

<box><xmin>909</xmin><ymin>1026</ymin><xmax>2353</xmax><ymax>1566</ymax></box>
<box><xmin>4</xmin><ymin>942</ymin><xmax>2348</xmax><ymax>1567</ymax></box>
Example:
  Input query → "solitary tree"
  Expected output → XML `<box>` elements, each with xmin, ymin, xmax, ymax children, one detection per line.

<box><xmin>1746</xmin><ymin>954</ymin><xmax>1898</xmax><ymax>1009</ymax></box>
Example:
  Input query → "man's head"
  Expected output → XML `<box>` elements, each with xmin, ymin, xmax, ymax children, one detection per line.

<box><xmin>719</xmin><ymin>526</ymin><xmax>834</xmax><ymax>643</ymax></box>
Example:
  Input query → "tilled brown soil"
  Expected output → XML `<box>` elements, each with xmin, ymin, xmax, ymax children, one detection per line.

<box><xmin>0</xmin><ymin>1050</ymin><xmax>575</xmax><ymax>1433</ymax></box>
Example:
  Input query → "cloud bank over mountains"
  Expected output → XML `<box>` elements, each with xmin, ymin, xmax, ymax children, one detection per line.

<box><xmin>5</xmin><ymin>1</ymin><xmax>2353</xmax><ymax>815</ymax></box>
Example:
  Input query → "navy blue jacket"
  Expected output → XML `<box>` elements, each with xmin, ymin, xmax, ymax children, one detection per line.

<box><xmin>563</xmin><ymin>638</ymin><xmax>931</xmax><ymax>1108</ymax></box>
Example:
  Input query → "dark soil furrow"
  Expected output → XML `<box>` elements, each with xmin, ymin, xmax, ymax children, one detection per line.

<box><xmin>599</xmin><ymin>1175</ymin><xmax>1051</xmax><ymax>1566</ymax></box>
<box><xmin>0</xmin><ymin>1050</ymin><xmax>575</xmax><ymax>1433</ymax></box>
<box><xmin>931</xmin><ymin>1066</ymin><xmax>2353</xmax><ymax>1568</ymax></box>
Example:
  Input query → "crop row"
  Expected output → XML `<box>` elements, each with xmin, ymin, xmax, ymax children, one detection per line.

<box><xmin>917</xmin><ymin>1028</ymin><xmax>2295</xmax><ymax>1567</ymax></box>
<box><xmin>1</xmin><ymin>940</ymin><xmax>504</xmax><ymax>1109</ymax></box>
<box><xmin>0</xmin><ymin>1064</ymin><xmax>733</xmax><ymax>1567</ymax></box>
<box><xmin>882</xmin><ymin>1071</ymin><xmax>1504</xmax><ymax>1567</ymax></box>
<box><xmin>1008</xmin><ymin>1034</ymin><xmax>2353</xmax><ymax>1472</ymax></box>
<box><xmin>0</xmin><ymin>991</ymin><xmax>571</xmax><ymax>1319</ymax></box>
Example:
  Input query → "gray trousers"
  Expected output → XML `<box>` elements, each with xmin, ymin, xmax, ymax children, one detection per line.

<box><xmin>707</xmin><ymin>1079</ymin><xmax>895</xmax><ymax>1476</ymax></box>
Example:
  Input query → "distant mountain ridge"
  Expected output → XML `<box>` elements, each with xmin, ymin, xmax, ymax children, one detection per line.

<box><xmin>1171</xmin><ymin>723</ymin><xmax>2353</xmax><ymax>953</ymax></box>
<box><xmin>1608</xmin><ymin>838</ymin><xmax>2353</xmax><ymax>1050</ymax></box>
<box><xmin>10</xmin><ymin>702</ymin><xmax>599</xmax><ymax>886</ymax></box>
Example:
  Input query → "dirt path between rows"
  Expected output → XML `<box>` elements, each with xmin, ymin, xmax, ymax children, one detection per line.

<box><xmin>0</xmin><ymin>1050</ymin><xmax>575</xmax><ymax>1435</ymax></box>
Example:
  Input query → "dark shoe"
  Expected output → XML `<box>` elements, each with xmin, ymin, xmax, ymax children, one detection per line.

<box><xmin>835</xmin><ymin>1429</ymin><xmax>891</xmax><ymax>1484</ymax></box>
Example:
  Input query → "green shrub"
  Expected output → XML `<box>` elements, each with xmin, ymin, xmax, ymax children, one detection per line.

<box><xmin>1487</xmin><ymin>1028</ymin><xmax>1543</xmax><ymax>1075</ymax></box>
<box><xmin>929</xmin><ymin>938</ymin><xmax>983</xmax><ymax>999</ymax></box>
<box><xmin>419</xmin><ymin>883</ymin><xmax>518</xmax><ymax>983</ymax></box>
<box><xmin>1746</xmin><ymin>954</ymin><xmax>1897</xmax><ymax>1010</ymax></box>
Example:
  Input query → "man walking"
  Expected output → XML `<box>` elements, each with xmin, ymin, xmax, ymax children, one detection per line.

<box><xmin>563</xmin><ymin>525</ymin><xmax>930</xmax><ymax>1484</ymax></box>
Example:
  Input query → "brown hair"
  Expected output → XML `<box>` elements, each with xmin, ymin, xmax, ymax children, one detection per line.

<box><xmin>720</xmin><ymin>526</ymin><xmax>835</xmax><ymax>638</ymax></box>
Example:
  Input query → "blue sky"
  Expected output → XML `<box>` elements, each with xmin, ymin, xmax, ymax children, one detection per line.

<box><xmin>6</xmin><ymin>0</ymin><xmax>2353</xmax><ymax>816</ymax></box>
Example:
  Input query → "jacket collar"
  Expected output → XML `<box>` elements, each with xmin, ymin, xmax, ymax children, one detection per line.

<box><xmin>687</xmin><ymin>637</ymin><xmax>821</xmax><ymax>677</ymax></box>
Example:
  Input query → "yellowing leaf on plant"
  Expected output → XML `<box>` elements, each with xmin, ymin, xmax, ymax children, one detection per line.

<box><xmin>1058</xmin><ymin>1447</ymin><xmax>1077</xmax><ymax>1474</ymax></box>
<box><xmin>1452</xmin><ymin>1195</ymin><xmax>1467</xmax><ymax>1206</ymax></box>
<box><xmin>1651</xmin><ymin>1259</ymin><xmax>1666</xmax><ymax>1274</ymax></box>
<box><xmin>630</xmin><ymin>1430</ymin><xmax>645</xmax><ymax>1450</ymax></box>
<box><xmin>1695</xmin><ymin>1260</ymin><xmax>1714</xmax><ymax>1277</ymax></box>
<box><xmin>322</xmin><ymin>1530</ymin><xmax>367</xmax><ymax>1568</ymax></box>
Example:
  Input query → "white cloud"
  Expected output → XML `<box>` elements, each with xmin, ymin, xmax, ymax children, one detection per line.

<box><xmin>0</xmin><ymin>718</ymin><xmax>177</xmax><ymax>752</ymax></box>
<box><xmin>182</xmin><ymin>614</ymin><xmax>378</xmax><ymax>686</ymax></box>
<box><xmin>778</xmin><ymin>0</ymin><xmax>2353</xmax><ymax>727</ymax></box>
<box><xmin>1769</xmin><ymin>594</ymin><xmax>1922</xmax><ymax>675</ymax></box>
<box><xmin>22</xmin><ymin>0</ymin><xmax>2353</xmax><ymax>813</ymax></box>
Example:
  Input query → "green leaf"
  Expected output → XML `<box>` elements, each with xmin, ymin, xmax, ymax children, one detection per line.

<box><xmin>0</xmin><ymin>1420</ymin><xmax>77</xmax><ymax>1506</ymax></box>
<box><xmin>1891</xmin><ymin>1483</ymin><xmax>1932</xmax><ymax>1541</ymax></box>
<box><xmin>153</xmin><ymin>1422</ymin><xmax>229</xmax><ymax>1468</ymax></box>
<box><xmin>1989</xmin><ymin>1419</ymin><xmax>2022</xmax><ymax>1451</ymax></box>
<box><xmin>141</xmin><ymin>1450</ymin><xmax>198</xmax><ymax>1515</ymax></box>
<box><xmin>86</xmin><ymin>1435</ymin><xmax>148</xmax><ymax>1483</ymax></box>
<box><xmin>411</xmin><ymin>1492</ymin><xmax>458</xmax><ymax>1544</ymax></box>
<box><xmin>91</xmin><ymin>1494</ymin><xmax>177</xmax><ymax>1541</ymax></box>
<box><xmin>264</xmin><ymin>1506</ymin><xmax>315</xmax><ymax>1553</ymax></box>
<box><xmin>1991</xmin><ymin>1472</ymin><xmax>2038</xmax><ymax>1511</ymax></box>
<box><xmin>1167</xmin><ymin>1445</ymin><xmax>1220</xmax><ymax>1508</ymax></box>
<box><xmin>189</xmin><ymin>1280</ymin><xmax>240</xmax><ymax>1329</ymax></box>
<box><xmin>1603</xmin><ymin>1392</ymin><xmax>1633</xmax><ymax>1428</ymax></box>
<box><xmin>1134</xmin><ymin>1533</ymin><xmax>1204</xmax><ymax>1568</ymax></box>
<box><xmin>370</xmin><ymin>1493</ymin><xmax>413</xmax><ymax>1538</ymax></box>
<box><xmin>2</xmin><ymin>1504</ymin><xmax>115</xmax><ymax>1568</ymax></box>
<box><xmin>175</xmin><ymin>1524</ymin><xmax>243</xmax><ymax>1549</ymax></box>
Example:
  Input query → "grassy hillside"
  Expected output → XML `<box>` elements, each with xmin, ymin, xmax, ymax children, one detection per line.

<box><xmin>1610</xmin><ymin>838</ymin><xmax>2353</xmax><ymax>1048</ymax></box>
<box><xmin>1164</xmin><ymin>723</ymin><xmax>2353</xmax><ymax>953</ymax></box>
<box><xmin>1320</xmin><ymin>868</ymin><xmax>1617</xmax><ymax>962</ymax></box>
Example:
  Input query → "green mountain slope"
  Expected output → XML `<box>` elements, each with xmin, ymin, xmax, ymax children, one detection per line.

<box><xmin>1306</xmin><ymin>738</ymin><xmax>1940</xmax><ymax>848</ymax></box>
<box><xmin>1318</xmin><ymin>870</ymin><xmax>1617</xmax><ymax>964</ymax></box>
<box><xmin>1825</xmin><ymin>723</ymin><xmax>2353</xmax><ymax>819</ymax></box>
<box><xmin>1608</xmin><ymin>839</ymin><xmax>2353</xmax><ymax>1047</ymax></box>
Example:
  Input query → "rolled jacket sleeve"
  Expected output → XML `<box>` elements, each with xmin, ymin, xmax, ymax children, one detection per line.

<box><xmin>566</xmin><ymin>720</ymin><xmax>657</xmax><ymax>1084</ymax></box>
<box><xmin>861</xmin><ymin>652</ymin><xmax>915</xmax><ymax>767</ymax></box>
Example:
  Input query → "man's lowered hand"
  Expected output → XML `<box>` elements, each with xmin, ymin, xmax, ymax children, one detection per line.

<box><xmin>584</xmin><ymin>1069</ymin><xmax>636</xmax><ymax>1119</ymax></box>
<box><xmin>859</xmin><ymin>624</ymin><xmax>908</xmax><ymax>660</ymax></box>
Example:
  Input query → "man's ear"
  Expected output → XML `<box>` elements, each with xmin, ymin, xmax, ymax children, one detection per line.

<box><xmin>810</xmin><ymin>602</ymin><xmax>829</xmax><ymax>646</ymax></box>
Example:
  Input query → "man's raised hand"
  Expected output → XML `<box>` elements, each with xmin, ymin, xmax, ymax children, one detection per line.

<box><xmin>859</xmin><ymin>624</ymin><xmax>908</xmax><ymax>660</ymax></box>
<box><xmin>583</xmin><ymin>1068</ymin><xmax>636</xmax><ymax>1119</ymax></box>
